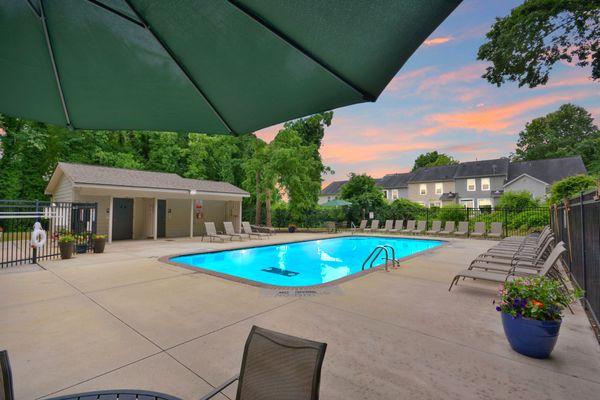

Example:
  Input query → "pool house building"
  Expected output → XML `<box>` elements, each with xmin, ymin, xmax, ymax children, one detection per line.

<box><xmin>44</xmin><ymin>162</ymin><xmax>249</xmax><ymax>242</ymax></box>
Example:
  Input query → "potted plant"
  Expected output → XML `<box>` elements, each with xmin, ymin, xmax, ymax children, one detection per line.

<box><xmin>74</xmin><ymin>233</ymin><xmax>89</xmax><ymax>254</ymax></box>
<box><xmin>288</xmin><ymin>224</ymin><xmax>297</xmax><ymax>233</ymax></box>
<box><xmin>58</xmin><ymin>234</ymin><xmax>75</xmax><ymax>259</ymax></box>
<box><xmin>496</xmin><ymin>276</ymin><xmax>582</xmax><ymax>359</ymax></box>
<box><xmin>93</xmin><ymin>234</ymin><xmax>107</xmax><ymax>253</ymax></box>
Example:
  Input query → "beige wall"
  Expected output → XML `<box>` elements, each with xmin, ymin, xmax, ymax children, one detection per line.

<box><xmin>52</xmin><ymin>174</ymin><xmax>73</xmax><ymax>203</ymax></box>
<box><xmin>407</xmin><ymin>181</ymin><xmax>455</xmax><ymax>207</ymax></box>
<box><xmin>193</xmin><ymin>199</ymin><xmax>227</xmax><ymax>235</ymax></box>
<box><xmin>73</xmin><ymin>193</ymin><xmax>111</xmax><ymax>235</ymax></box>
<box><xmin>165</xmin><ymin>199</ymin><xmax>189</xmax><ymax>238</ymax></box>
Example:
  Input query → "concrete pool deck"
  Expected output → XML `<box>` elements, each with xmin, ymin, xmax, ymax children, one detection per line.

<box><xmin>0</xmin><ymin>233</ymin><xmax>598</xmax><ymax>399</ymax></box>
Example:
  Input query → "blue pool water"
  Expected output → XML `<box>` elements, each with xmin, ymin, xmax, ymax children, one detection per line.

<box><xmin>171</xmin><ymin>236</ymin><xmax>443</xmax><ymax>287</ymax></box>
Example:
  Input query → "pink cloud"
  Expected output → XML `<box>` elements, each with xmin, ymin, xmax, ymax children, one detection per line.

<box><xmin>418</xmin><ymin>63</ymin><xmax>486</xmax><ymax>92</ymax></box>
<box><xmin>386</xmin><ymin>66</ymin><xmax>436</xmax><ymax>93</ymax></box>
<box><xmin>424</xmin><ymin>36</ymin><xmax>453</xmax><ymax>46</ymax></box>
<box><xmin>427</xmin><ymin>90</ymin><xmax>594</xmax><ymax>133</ymax></box>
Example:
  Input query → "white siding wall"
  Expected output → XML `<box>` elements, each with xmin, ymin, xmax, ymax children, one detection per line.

<box><xmin>52</xmin><ymin>175</ymin><xmax>73</xmax><ymax>202</ymax></box>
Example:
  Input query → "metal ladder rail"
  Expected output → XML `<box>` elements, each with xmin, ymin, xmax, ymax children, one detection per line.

<box><xmin>362</xmin><ymin>245</ymin><xmax>396</xmax><ymax>271</ymax></box>
<box><xmin>368</xmin><ymin>245</ymin><xmax>398</xmax><ymax>270</ymax></box>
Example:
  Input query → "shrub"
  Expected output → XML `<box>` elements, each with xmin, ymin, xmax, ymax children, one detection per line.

<box><xmin>385</xmin><ymin>198</ymin><xmax>425</xmax><ymax>220</ymax></box>
<box><xmin>549</xmin><ymin>175</ymin><xmax>597</xmax><ymax>204</ymax></box>
<box><xmin>496</xmin><ymin>191</ymin><xmax>540</xmax><ymax>210</ymax></box>
<box><xmin>437</xmin><ymin>204</ymin><xmax>468</xmax><ymax>222</ymax></box>
<box><xmin>496</xmin><ymin>277</ymin><xmax>582</xmax><ymax>321</ymax></box>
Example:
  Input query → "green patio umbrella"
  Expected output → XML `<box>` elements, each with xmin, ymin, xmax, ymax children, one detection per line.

<box><xmin>321</xmin><ymin>199</ymin><xmax>352</xmax><ymax>208</ymax></box>
<box><xmin>0</xmin><ymin>0</ymin><xmax>461</xmax><ymax>133</ymax></box>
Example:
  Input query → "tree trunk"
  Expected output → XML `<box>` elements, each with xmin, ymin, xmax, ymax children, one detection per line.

<box><xmin>255</xmin><ymin>171</ymin><xmax>262</xmax><ymax>225</ymax></box>
<box><xmin>265</xmin><ymin>187</ymin><xmax>272</xmax><ymax>227</ymax></box>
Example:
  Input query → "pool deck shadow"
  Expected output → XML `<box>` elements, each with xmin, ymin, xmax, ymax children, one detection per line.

<box><xmin>0</xmin><ymin>232</ymin><xmax>598</xmax><ymax>399</ymax></box>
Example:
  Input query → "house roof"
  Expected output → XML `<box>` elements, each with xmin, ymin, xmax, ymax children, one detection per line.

<box><xmin>408</xmin><ymin>164</ymin><xmax>458</xmax><ymax>183</ymax></box>
<box><xmin>320</xmin><ymin>180</ymin><xmax>348</xmax><ymax>195</ymax></box>
<box><xmin>378</xmin><ymin>172</ymin><xmax>413</xmax><ymax>188</ymax></box>
<box><xmin>506</xmin><ymin>156</ymin><xmax>587</xmax><ymax>186</ymax></box>
<box><xmin>45</xmin><ymin>162</ymin><xmax>249</xmax><ymax>196</ymax></box>
<box><xmin>454</xmin><ymin>158</ymin><xmax>509</xmax><ymax>178</ymax></box>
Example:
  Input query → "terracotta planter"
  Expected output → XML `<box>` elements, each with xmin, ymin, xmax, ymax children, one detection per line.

<box><xmin>93</xmin><ymin>238</ymin><xmax>106</xmax><ymax>253</ymax></box>
<box><xmin>59</xmin><ymin>242</ymin><xmax>74</xmax><ymax>259</ymax></box>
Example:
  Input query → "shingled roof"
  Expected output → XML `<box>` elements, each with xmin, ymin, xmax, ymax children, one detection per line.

<box><xmin>320</xmin><ymin>180</ymin><xmax>348</xmax><ymax>195</ymax></box>
<box><xmin>47</xmin><ymin>162</ymin><xmax>249</xmax><ymax>195</ymax></box>
<box><xmin>506</xmin><ymin>156</ymin><xmax>587</xmax><ymax>186</ymax></box>
<box><xmin>454</xmin><ymin>158</ymin><xmax>509</xmax><ymax>178</ymax></box>
<box><xmin>408</xmin><ymin>164</ymin><xmax>458</xmax><ymax>183</ymax></box>
<box><xmin>378</xmin><ymin>172</ymin><xmax>413</xmax><ymax>188</ymax></box>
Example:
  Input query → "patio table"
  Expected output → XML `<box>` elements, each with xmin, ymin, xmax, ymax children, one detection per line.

<box><xmin>46</xmin><ymin>389</ymin><xmax>183</xmax><ymax>400</ymax></box>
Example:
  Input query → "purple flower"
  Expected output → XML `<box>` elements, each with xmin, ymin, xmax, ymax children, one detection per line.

<box><xmin>495</xmin><ymin>306</ymin><xmax>501</xmax><ymax>312</ymax></box>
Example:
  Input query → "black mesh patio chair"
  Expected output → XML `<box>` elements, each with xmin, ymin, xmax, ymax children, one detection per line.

<box><xmin>200</xmin><ymin>326</ymin><xmax>327</xmax><ymax>400</ymax></box>
<box><xmin>1</xmin><ymin>350</ymin><xmax>15</xmax><ymax>400</ymax></box>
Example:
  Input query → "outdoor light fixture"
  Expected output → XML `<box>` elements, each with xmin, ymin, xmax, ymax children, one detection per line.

<box><xmin>190</xmin><ymin>190</ymin><xmax>197</xmax><ymax>195</ymax></box>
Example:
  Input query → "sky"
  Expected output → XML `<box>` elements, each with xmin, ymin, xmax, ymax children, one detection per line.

<box><xmin>255</xmin><ymin>0</ymin><xmax>600</xmax><ymax>187</ymax></box>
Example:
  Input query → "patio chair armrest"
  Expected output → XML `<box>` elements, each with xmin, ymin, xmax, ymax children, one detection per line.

<box><xmin>199</xmin><ymin>374</ymin><xmax>239</xmax><ymax>400</ymax></box>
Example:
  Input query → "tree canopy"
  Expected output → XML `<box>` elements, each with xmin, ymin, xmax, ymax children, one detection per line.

<box><xmin>412</xmin><ymin>151</ymin><xmax>458</xmax><ymax>171</ymax></box>
<box><xmin>549</xmin><ymin>174</ymin><xmax>597</xmax><ymax>203</ymax></box>
<box><xmin>513</xmin><ymin>103</ymin><xmax>600</xmax><ymax>174</ymax></box>
<box><xmin>339</xmin><ymin>173</ymin><xmax>386</xmax><ymax>221</ymax></box>
<box><xmin>478</xmin><ymin>0</ymin><xmax>600</xmax><ymax>87</ymax></box>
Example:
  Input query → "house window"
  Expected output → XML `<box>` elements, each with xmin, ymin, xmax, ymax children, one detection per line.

<box><xmin>419</xmin><ymin>184</ymin><xmax>427</xmax><ymax>195</ymax></box>
<box><xmin>460</xmin><ymin>199</ymin><xmax>474</xmax><ymax>208</ymax></box>
<box><xmin>391</xmin><ymin>189</ymin><xmax>399</xmax><ymax>199</ymax></box>
<box><xmin>478</xmin><ymin>198</ymin><xmax>492</xmax><ymax>208</ymax></box>
<box><xmin>382</xmin><ymin>190</ymin><xmax>389</xmax><ymax>199</ymax></box>
<box><xmin>435</xmin><ymin>182</ymin><xmax>443</xmax><ymax>195</ymax></box>
<box><xmin>467</xmin><ymin>179</ymin><xmax>476</xmax><ymax>191</ymax></box>
<box><xmin>481</xmin><ymin>178</ymin><xmax>490</xmax><ymax>191</ymax></box>
<box><xmin>431</xmin><ymin>201</ymin><xmax>442</xmax><ymax>208</ymax></box>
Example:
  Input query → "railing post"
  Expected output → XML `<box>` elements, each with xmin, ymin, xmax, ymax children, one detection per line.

<box><xmin>503</xmin><ymin>208</ymin><xmax>508</xmax><ymax>237</ymax></box>
<box><xmin>579</xmin><ymin>192</ymin><xmax>587</xmax><ymax>309</ymax></box>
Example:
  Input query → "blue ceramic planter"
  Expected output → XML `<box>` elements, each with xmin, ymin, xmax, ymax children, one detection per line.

<box><xmin>501</xmin><ymin>312</ymin><xmax>561</xmax><ymax>359</ymax></box>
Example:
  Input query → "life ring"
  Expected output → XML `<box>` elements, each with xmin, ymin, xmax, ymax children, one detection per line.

<box><xmin>31</xmin><ymin>225</ymin><xmax>47</xmax><ymax>249</ymax></box>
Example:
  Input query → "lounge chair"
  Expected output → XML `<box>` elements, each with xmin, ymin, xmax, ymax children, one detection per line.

<box><xmin>325</xmin><ymin>221</ymin><xmax>337</xmax><ymax>233</ymax></box>
<box><xmin>488</xmin><ymin>222</ymin><xmax>503</xmax><ymax>238</ymax></box>
<box><xmin>439</xmin><ymin>221</ymin><xmax>455</xmax><ymax>235</ymax></box>
<box><xmin>204</xmin><ymin>222</ymin><xmax>232</xmax><ymax>242</ymax></box>
<box><xmin>364</xmin><ymin>219</ymin><xmax>379</xmax><ymax>232</ymax></box>
<box><xmin>251</xmin><ymin>224</ymin><xmax>275</xmax><ymax>235</ymax></box>
<box><xmin>224</xmin><ymin>221</ymin><xmax>245</xmax><ymax>241</ymax></box>
<box><xmin>412</xmin><ymin>220</ymin><xmax>427</xmax><ymax>234</ymax></box>
<box><xmin>449</xmin><ymin>242</ymin><xmax>566</xmax><ymax>291</ymax></box>
<box><xmin>378</xmin><ymin>220</ymin><xmax>394</xmax><ymax>233</ymax></box>
<box><xmin>389</xmin><ymin>219</ymin><xmax>404</xmax><ymax>233</ymax></box>
<box><xmin>242</xmin><ymin>221</ymin><xmax>269</xmax><ymax>239</ymax></box>
<box><xmin>426</xmin><ymin>220</ymin><xmax>442</xmax><ymax>235</ymax></box>
<box><xmin>402</xmin><ymin>220</ymin><xmax>416</xmax><ymax>234</ymax></box>
<box><xmin>473</xmin><ymin>234</ymin><xmax>555</xmax><ymax>266</ymax></box>
<box><xmin>452</xmin><ymin>221</ymin><xmax>469</xmax><ymax>236</ymax></box>
<box><xmin>470</xmin><ymin>221</ymin><xmax>486</xmax><ymax>237</ymax></box>
<box><xmin>0</xmin><ymin>350</ymin><xmax>14</xmax><ymax>400</ymax></box>
<box><xmin>357</xmin><ymin>220</ymin><xmax>368</xmax><ymax>232</ymax></box>
<box><xmin>200</xmin><ymin>326</ymin><xmax>327</xmax><ymax>400</ymax></box>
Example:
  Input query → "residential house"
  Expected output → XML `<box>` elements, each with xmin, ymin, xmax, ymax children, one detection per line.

<box><xmin>318</xmin><ymin>180</ymin><xmax>347</xmax><ymax>204</ymax></box>
<box><xmin>504</xmin><ymin>156</ymin><xmax>587</xmax><ymax>200</ymax></box>
<box><xmin>453</xmin><ymin>158</ymin><xmax>509</xmax><ymax>208</ymax></box>
<box><xmin>407</xmin><ymin>164</ymin><xmax>458</xmax><ymax>207</ymax></box>
<box><xmin>378</xmin><ymin>172</ymin><xmax>413</xmax><ymax>202</ymax></box>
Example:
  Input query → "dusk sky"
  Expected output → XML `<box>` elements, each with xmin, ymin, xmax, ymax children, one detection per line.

<box><xmin>255</xmin><ymin>0</ymin><xmax>600</xmax><ymax>187</ymax></box>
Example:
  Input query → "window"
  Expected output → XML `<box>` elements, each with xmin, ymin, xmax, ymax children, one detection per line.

<box><xmin>481</xmin><ymin>178</ymin><xmax>490</xmax><ymax>191</ymax></box>
<box><xmin>478</xmin><ymin>198</ymin><xmax>492</xmax><ymax>208</ymax></box>
<box><xmin>467</xmin><ymin>179</ymin><xmax>476</xmax><ymax>191</ymax></box>
<box><xmin>419</xmin><ymin>184</ymin><xmax>427</xmax><ymax>195</ymax></box>
<box><xmin>391</xmin><ymin>189</ymin><xmax>399</xmax><ymax>199</ymax></box>
<box><xmin>435</xmin><ymin>182</ymin><xmax>443</xmax><ymax>195</ymax></box>
<box><xmin>382</xmin><ymin>190</ymin><xmax>389</xmax><ymax>200</ymax></box>
<box><xmin>431</xmin><ymin>201</ymin><xmax>442</xmax><ymax>208</ymax></box>
<box><xmin>460</xmin><ymin>199</ymin><xmax>474</xmax><ymax>209</ymax></box>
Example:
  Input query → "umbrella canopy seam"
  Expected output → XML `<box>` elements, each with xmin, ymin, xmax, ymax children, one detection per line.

<box><xmin>227</xmin><ymin>0</ymin><xmax>376</xmax><ymax>102</ymax></box>
<box><xmin>86</xmin><ymin>0</ymin><xmax>145</xmax><ymax>28</ymax></box>
<box><xmin>40</xmin><ymin>0</ymin><xmax>72</xmax><ymax>129</ymax></box>
<box><xmin>25</xmin><ymin>0</ymin><xmax>40</xmax><ymax>18</ymax></box>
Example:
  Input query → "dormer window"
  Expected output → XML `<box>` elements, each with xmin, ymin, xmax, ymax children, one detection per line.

<box><xmin>467</xmin><ymin>179</ymin><xmax>476</xmax><ymax>191</ymax></box>
<box><xmin>435</xmin><ymin>182</ymin><xmax>443</xmax><ymax>195</ymax></box>
<box><xmin>481</xmin><ymin>178</ymin><xmax>490</xmax><ymax>191</ymax></box>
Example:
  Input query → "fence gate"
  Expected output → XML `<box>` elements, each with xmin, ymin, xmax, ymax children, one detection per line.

<box><xmin>0</xmin><ymin>200</ymin><xmax>97</xmax><ymax>268</ymax></box>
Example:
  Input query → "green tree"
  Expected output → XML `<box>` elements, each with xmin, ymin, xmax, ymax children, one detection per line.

<box><xmin>549</xmin><ymin>174</ymin><xmax>597</xmax><ymax>203</ymax></box>
<box><xmin>478</xmin><ymin>0</ymin><xmax>600</xmax><ymax>87</ymax></box>
<box><xmin>513</xmin><ymin>104</ymin><xmax>600</xmax><ymax>174</ymax></box>
<box><xmin>412</xmin><ymin>151</ymin><xmax>458</xmax><ymax>171</ymax></box>
<box><xmin>497</xmin><ymin>191</ymin><xmax>541</xmax><ymax>210</ymax></box>
<box><xmin>146</xmin><ymin>132</ymin><xmax>185</xmax><ymax>174</ymax></box>
<box><xmin>340</xmin><ymin>173</ymin><xmax>386</xmax><ymax>222</ymax></box>
<box><xmin>283</xmin><ymin>112</ymin><xmax>334</xmax><ymax>176</ymax></box>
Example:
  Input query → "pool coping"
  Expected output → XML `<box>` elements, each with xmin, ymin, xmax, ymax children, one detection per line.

<box><xmin>158</xmin><ymin>235</ymin><xmax>449</xmax><ymax>290</ymax></box>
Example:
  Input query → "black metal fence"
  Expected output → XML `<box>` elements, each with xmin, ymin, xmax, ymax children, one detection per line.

<box><xmin>551</xmin><ymin>190</ymin><xmax>600</xmax><ymax>327</ymax></box>
<box><xmin>0</xmin><ymin>200</ymin><xmax>97</xmax><ymax>268</ymax></box>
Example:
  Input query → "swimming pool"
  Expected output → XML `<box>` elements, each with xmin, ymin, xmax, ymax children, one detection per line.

<box><xmin>168</xmin><ymin>236</ymin><xmax>443</xmax><ymax>287</ymax></box>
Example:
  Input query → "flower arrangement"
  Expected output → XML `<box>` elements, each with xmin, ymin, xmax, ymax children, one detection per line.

<box><xmin>58</xmin><ymin>234</ymin><xmax>75</xmax><ymax>244</ymax></box>
<box><xmin>92</xmin><ymin>234</ymin><xmax>107</xmax><ymax>240</ymax></box>
<box><xmin>496</xmin><ymin>276</ymin><xmax>582</xmax><ymax>321</ymax></box>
